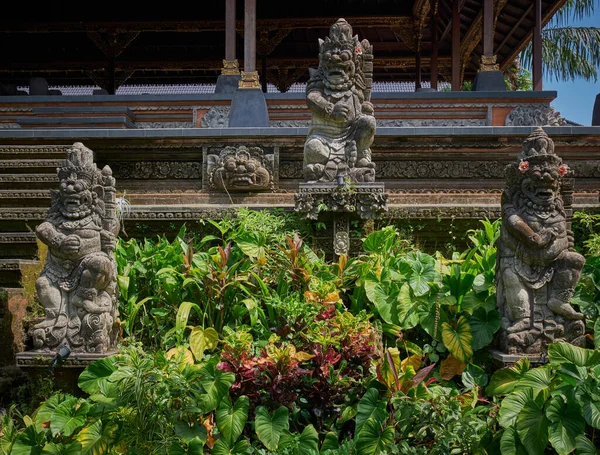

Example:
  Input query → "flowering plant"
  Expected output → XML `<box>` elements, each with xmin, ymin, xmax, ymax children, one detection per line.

<box><xmin>355</xmin><ymin>45</ymin><xmax>363</xmax><ymax>55</ymax></box>
<box><xmin>558</xmin><ymin>164</ymin><xmax>569</xmax><ymax>177</ymax></box>
<box><xmin>519</xmin><ymin>160</ymin><xmax>529</xmax><ymax>173</ymax></box>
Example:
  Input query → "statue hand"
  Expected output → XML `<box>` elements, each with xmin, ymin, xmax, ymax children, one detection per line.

<box><xmin>331</xmin><ymin>102</ymin><xmax>349</xmax><ymax>122</ymax></box>
<box><xmin>61</xmin><ymin>235</ymin><xmax>81</xmax><ymax>254</ymax></box>
<box><xmin>528</xmin><ymin>230</ymin><xmax>555</xmax><ymax>248</ymax></box>
<box><xmin>361</xmin><ymin>101</ymin><xmax>374</xmax><ymax>115</ymax></box>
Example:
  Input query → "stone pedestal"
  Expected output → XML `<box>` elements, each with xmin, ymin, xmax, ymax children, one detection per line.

<box><xmin>295</xmin><ymin>182</ymin><xmax>387</xmax><ymax>258</ymax></box>
<box><xmin>215</xmin><ymin>74</ymin><xmax>242</xmax><ymax>94</ymax></box>
<box><xmin>490</xmin><ymin>349</ymin><xmax>548</xmax><ymax>369</ymax></box>
<box><xmin>16</xmin><ymin>350</ymin><xmax>118</xmax><ymax>397</ymax></box>
<box><xmin>228</xmin><ymin>88</ymin><xmax>269</xmax><ymax>127</ymax></box>
<box><xmin>474</xmin><ymin>70</ymin><xmax>506</xmax><ymax>91</ymax></box>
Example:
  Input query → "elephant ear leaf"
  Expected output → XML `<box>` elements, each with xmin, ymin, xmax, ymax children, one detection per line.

<box><xmin>355</xmin><ymin>418</ymin><xmax>395</xmax><ymax>455</ymax></box>
<box><xmin>486</xmin><ymin>357</ymin><xmax>530</xmax><ymax>396</ymax></box>
<box><xmin>216</xmin><ymin>396</ymin><xmax>249</xmax><ymax>447</ymax></box>
<box><xmin>356</xmin><ymin>388</ymin><xmax>387</xmax><ymax>434</ymax></box>
<box><xmin>50</xmin><ymin>398</ymin><xmax>90</xmax><ymax>437</ymax></box>
<box><xmin>254</xmin><ymin>406</ymin><xmax>289</xmax><ymax>451</ymax></box>
<box><xmin>441</xmin><ymin>316</ymin><xmax>473</xmax><ymax>363</ymax></box>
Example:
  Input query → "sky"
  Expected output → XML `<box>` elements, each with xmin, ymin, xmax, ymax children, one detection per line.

<box><xmin>542</xmin><ymin>8</ymin><xmax>600</xmax><ymax>125</ymax></box>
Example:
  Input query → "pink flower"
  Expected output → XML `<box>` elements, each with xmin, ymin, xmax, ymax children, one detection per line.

<box><xmin>519</xmin><ymin>160</ymin><xmax>529</xmax><ymax>173</ymax></box>
<box><xmin>558</xmin><ymin>164</ymin><xmax>569</xmax><ymax>177</ymax></box>
<box><xmin>355</xmin><ymin>45</ymin><xmax>362</xmax><ymax>55</ymax></box>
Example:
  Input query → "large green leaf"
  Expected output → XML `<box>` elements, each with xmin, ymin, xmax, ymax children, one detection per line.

<box><xmin>211</xmin><ymin>439</ymin><xmax>251</xmax><ymax>455</ymax></box>
<box><xmin>516</xmin><ymin>366</ymin><xmax>553</xmax><ymax>397</ymax></box>
<box><xmin>78</xmin><ymin>357</ymin><xmax>119</xmax><ymax>395</ymax></box>
<box><xmin>516</xmin><ymin>394</ymin><xmax>549</xmax><ymax>455</ymax></box>
<box><xmin>34</xmin><ymin>394</ymin><xmax>73</xmax><ymax>432</ymax></box>
<box><xmin>402</xmin><ymin>257</ymin><xmax>438</xmax><ymax>297</ymax></box>
<box><xmin>546</xmin><ymin>394</ymin><xmax>585</xmax><ymax>455</ymax></box>
<box><xmin>363</xmin><ymin>227</ymin><xmax>396</xmax><ymax>254</ymax></box>
<box><xmin>441</xmin><ymin>316</ymin><xmax>473</xmax><ymax>363</ymax></box>
<box><xmin>235</xmin><ymin>232</ymin><xmax>267</xmax><ymax>259</ymax></box>
<box><xmin>11</xmin><ymin>426</ymin><xmax>45</xmax><ymax>455</ymax></box>
<box><xmin>174</xmin><ymin>421</ymin><xmax>207</xmax><ymax>444</ymax></box>
<box><xmin>198</xmin><ymin>360</ymin><xmax>236</xmax><ymax>413</ymax></box>
<box><xmin>364</xmin><ymin>278</ymin><xmax>396</xmax><ymax>325</ymax></box>
<box><xmin>499</xmin><ymin>426</ymin><xmax>528</xmax><ymax>455</ymax></box>
<box><xmin>41</xmin><ymin>441</ymin><xmax>83</xmax><ymax>455</ymax></box>
<box><xmin>355</xmin><ymin>389</ymin><xmax>387</xmax><ymax>434</ymax></box>
<box><xmin>575</xmin><ymin>434</ymin><xmax>599</xmax><ymax>454</ymax></box>
<box><xmin>355</xmin><ymin>418</ymin><xmax>395</xmax><ymax>455</ymax></box>
<box><xmin>320</xmin><ymin>432</ymin><xmax>339</xmax><ymax>452</ymax></box>
<box><xmin>187</xmin><ymin>437</ymin><xmax>206</xmax><ymax>455</ymax></box>
<box><xmin>468</xmin><ymin>308</ymin><xmax>501</xmax><ymax>351</ymax></box>
<box><xmin>582</xmin><ymin>398</ymin><xmax>600</xmax><ymax>429</ymax></box>
<box><xmin>189</xmin><ymin>327</ymin><xmax>219</xmax><ymax>361</ymax></box>
<box><xmin>254</xmin><ymin>406</ymin><xmax>289</xmax><ymax>451</ymax></box>
<box><xmin>396</xmin><ymin>283</ymin><xmax>419</xmax><ymax>329</ymax></box>
<box><xmin>486</xmin><ymin>358</ymin><xmax>530</xmax><ymax>396</ymax></box>
<box><xmin>279</xmin><ymin>425</ymin><xmax>319</xmax><ymax>455</ymax></box>
<box><xmin>216</xmin><ymin>396</ymin><xmax>249</xmax><ymax>447</ymax></box>
<box><xmin>499</xmin><ymin>388</ymin><xmax>533</xmax><ymax>428</ymax></box>
<box><xmin>548</xmin><ymin>342</ymin><xmax>600</xmax><ymax>368</ymax></box>
<box><xmin>76</xmin><ymin>420</ymin><xmax>116</xmax><ymax>455</ymax></box>
<box><xmin>50</xmin><ymin>398</ymin><xmax>90</xmax><ymax>437</ymax></box>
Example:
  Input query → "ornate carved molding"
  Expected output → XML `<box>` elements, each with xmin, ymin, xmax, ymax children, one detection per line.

<box><xmin>238</xmin><ymin>71</ymin><xmax>261</xmax><ymax>89</ymax></box>
<box><xmin>0</xmin><ymin>160</ymin><xmax>61</xmax><ymax>168</ymax></box>
<box><xmin>0</xmin><ymin>146</ymin><xmax>70</xmax><ymax>155</ymax></box>
<box><xmin>377</xmin><ymin>119</ymin><xmax>486</xmax><ymax>127</ymax></box>
<box><xmin>111</xmin><ymin>161</ymin><xmax>202</xmax><ymax>180</ymax></box>
<box><xmin>136</xmin><ymin>122</ymin><xmax>194</xmax><ymax>129</ymax></box>
<box><xmin>222</xmin><ymin>59</ymin><xmax>240</xmax><ymax>75</ymax></box>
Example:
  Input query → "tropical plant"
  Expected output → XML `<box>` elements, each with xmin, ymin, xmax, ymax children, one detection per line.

<box><xmin>487</xmin><ymin>342</ymin><xmax>600</xmax><ymax>454</ymax></box>
<box><xmin>521</xmin><ymin>0</ymin><xmax>600</xmax><ymax>82</ymax></box>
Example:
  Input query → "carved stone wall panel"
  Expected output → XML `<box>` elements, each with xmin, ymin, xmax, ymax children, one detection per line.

<box><xmin>375</xmin><ymin>160</ymin><xmax>508</xmax><ymax>179</ymax></box>
<box><xmin>377</xmin><ymin>119</ymin><xmax>486</xmax><ymax>127</ymax></box>
<box><xmin>136</xmin><ymin>122</ymin><xmax>194</xmax><ymax>129</ymax></box>
<box><xmin>203</xmin><ymin>145</ymin><xmax>278</xmax><ymax>191</ymax></box>
<box><xmin>505</xmin><ymin>104</ymin><xmax>568</xmax><ymax>126</ymax></box>
<box><xmin>200</xmin><ymin>106</ymin><xmax>230</xmax><ymax>128</ymax></box>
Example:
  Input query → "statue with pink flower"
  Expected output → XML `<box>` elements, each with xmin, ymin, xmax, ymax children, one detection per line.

<box><xmin>496</xmin><ymin>127</ymin><xmax>585</xmax><ymax>355</ymax></box>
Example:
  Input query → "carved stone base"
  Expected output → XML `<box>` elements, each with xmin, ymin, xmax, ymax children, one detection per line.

<box><xmin>473</xmin><ymin>70</ymin><xmax>506</xmax><ymax>92</ymax></box>
<box><xmin>490</xmin><ymin>349</ymin><xmax>549</xmax><ymax>369</ymax></box>
<box><xmin>16</xmin><ymin>349</ymin><xmax>118</xmax><ymax>368</ymax></box>
<box><xmin>294</xmin><ymin>182</ymin><xmax>388</xmax><ymax>220</ymax></box>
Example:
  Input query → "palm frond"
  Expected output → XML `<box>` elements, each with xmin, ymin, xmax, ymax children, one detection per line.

<box><xmin>521</xmin><ymin>26</ymin><xmax>600</xmax><ymax>82</ymax></box>
<box><xmin>551</xmin><ymin>0</ymin><xmax>599</xmax><ymax>26</ymax></box>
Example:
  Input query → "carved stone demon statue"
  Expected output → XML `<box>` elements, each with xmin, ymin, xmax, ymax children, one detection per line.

<box><xmin>303</xmin><ymin>18</ymin><xmax>376</xmax><ymax>183</ymax></box>
<box><xmin>497</xmin><ymin>128</ymin><xmax>585</xmax><ymax>354</ymax></box>
<box><xmin>33</xmin><ymin>142</ymin><xmax>120</xmax><ymax>353</ymax></box>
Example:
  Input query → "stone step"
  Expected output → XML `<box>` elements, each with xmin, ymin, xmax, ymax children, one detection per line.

<box><xmin>0</xmin><ymin>259</ymin><xmax>39</xmax><ymax>288</ymax></box>
<box><xmin>0</xmin><ymin>145</ymin><xmax>69</xmax><ymax>160</ymax></box>
<box><xmin>0</xmin><ymin>232</ymin><xmax>38</xmax><ymax>259</ymax></box>
<box><xmin>0</xmin><ymin>159</ymin><xmax>61</xmax><ymax>174</ymax></box>
<box><xmin>0</xmin><ymin>174</ymin><xmax>58</xmax><ymax>190</ymax></box>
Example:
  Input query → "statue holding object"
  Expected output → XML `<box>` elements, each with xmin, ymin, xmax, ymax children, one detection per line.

<box><xmin>303</xmin><ymin>18</ymin><xmax>376</xmax><ymax>183</ymax></box>
<box><xmin>33</xmin><ymin>142</ymin><xmax>120</xmax><ymax>353</ymax></box>
<box><xmin>497</xmin><ymin>128</ymin><xmax>585</xmax><ymax>355</ymax></box>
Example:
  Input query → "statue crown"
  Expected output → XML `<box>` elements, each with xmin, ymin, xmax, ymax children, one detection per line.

<box><xmin>518</xmin><ymin>127</ymin><xmax>559</xmax><ymax>163</ymax></box>
<box><xmin>58</xmin><ymin>142</ymin><xmax>98</xmax><ymax>184</ymax></box>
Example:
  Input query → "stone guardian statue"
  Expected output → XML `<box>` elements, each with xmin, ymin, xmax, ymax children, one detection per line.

<box><xmin>32</xmin><ymin>142</ymin><xmax>120</xmax><ymax>353</ymax></box>
<box><xmin>303</xmin><ymin>18</ymin><xmax>376</xmax><ymax>183</ymax></box>
<box><xmin>497</xmin><ymin>128</ymin><xmax>585</xmax><ymax>355</ymax></box>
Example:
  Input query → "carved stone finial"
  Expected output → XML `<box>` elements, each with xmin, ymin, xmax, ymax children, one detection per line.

<box><xmin>32</xmin><ymin>142</ymin><xmax>120</xmax><ymax>353</ymax></box>
<box><xmin>496</xmin><ymin>128</ymin><xmax>585</xmax><ymax>355</ymax></box>
<box><xmin>303</xmin><ymin>18</ymin><xmax>376</xmax><ymax>183</ymax></box>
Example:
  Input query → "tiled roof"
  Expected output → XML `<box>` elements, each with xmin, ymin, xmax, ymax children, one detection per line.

<box><xmin>18</xmin><ymin>81</ymin><xmax>451</xmax><ymax>96</ymax></box>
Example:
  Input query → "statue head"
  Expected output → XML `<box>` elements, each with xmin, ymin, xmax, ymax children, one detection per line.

<box><xmin>513</xmin><ymin>128</ymin><xmax>568</xmax><ymax>209</ymax></box>
<box><xmin>318</xmin><ymin>18</ymin><xmax>364</xmax><ymax>91</ymax></box>
<box><xmin>56</xmin><ymin>142</ymin><xmax>101</xmax><ymax>219</ymax></box>
<box><xmin>210</xmin><ymin>146</ymin><xmax>272</xmax><ymax>191</ymax></box>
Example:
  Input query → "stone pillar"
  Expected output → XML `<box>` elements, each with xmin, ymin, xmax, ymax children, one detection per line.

<box><xmin>215</xmin><ymin>0</ymin><xmax>241</xmax><ymax>94</ymax></box>
<box><xmin>228</xmin><ymin>0</ymin><xmax>269</xmax><ymax>127</ymax></box>
<box><xmin>474</xmin><ymin>0</ymin><xmax>506</xmax><ymax>91</ymax></box>
<box><xmin>451</xmin><ymin>0</ymin><xmax>461</xmax><ymax>91</ymax></box>
<box><xmin>430</xmin><ymin>6</ymin><xmax>439</xmax><ymax>91</ymax></box>
<box><xmin>592</xmin><ymin>93</ymin><xmax>600</xmax><ymax>126</ymax></box>
<box><xmin>533</xmin><ymin>0</ymin><xmax>543</xmax><ymax>91</ymax></box>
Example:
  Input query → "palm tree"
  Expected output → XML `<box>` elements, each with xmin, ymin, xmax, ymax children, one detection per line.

<box><xmin>521</xmin><ymin>0</ymin><xmax>600</xmax><ymax>82</ymax></box>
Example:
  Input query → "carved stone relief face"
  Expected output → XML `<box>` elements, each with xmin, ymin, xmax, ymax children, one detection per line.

<box><xmin>520</xmin><ymin>160</ymin><xmax>560</xmax><ymax>207</ymax></box>
<box><xmin>320</xmin><ymin>44</ymin><xmax>356</xmax><ymax>89</ymax></box>
<box><xmin>58</xmin><ymin>172</ymin><xmax>94</xmax><ymax>219</ymax></box>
